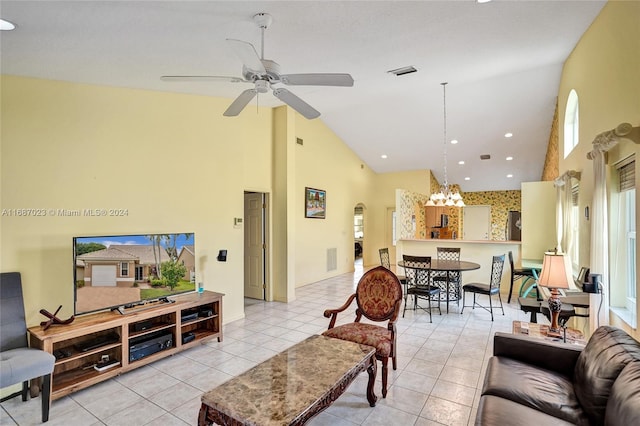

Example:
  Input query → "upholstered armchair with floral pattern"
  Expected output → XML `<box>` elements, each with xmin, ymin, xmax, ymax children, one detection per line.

<box><xmin>322</xmin><ymin>266</ymin><xmax>403</xmax><ymax>398</ymax></box>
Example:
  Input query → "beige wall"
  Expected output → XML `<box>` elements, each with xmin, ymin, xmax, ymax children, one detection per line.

<box><xmin>0</xmin><ymin>75</ymin><xmax>391</xmax><ymax>325</ymax></box>
<box><xmin>556</xmin><ymin>1</ymin><xmax>640</xmax><ymax>340</ymax></box>
<box><xmin>368</xmin><ymin>170</ymin><xmax>431</xmax><ymax>266</ymax></box>
<box><xmin>0</xmin><ymin>76</ymin><xmax>276</xmax><ymax>325</ymax></box>
<box><xmin>293</xmin><ymin>111</ymin><xmax>376</xmax><ymax>286</ymax></box>
<box><xmin>521</xmin><ymin>181</ymin><xmax>556</xmax><ymax>260</ymax></box>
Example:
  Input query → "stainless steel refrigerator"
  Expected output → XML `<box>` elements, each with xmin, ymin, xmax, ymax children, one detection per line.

<box><xmin>506</xmin><ymin>211</ymin><xmax>521</xmax><ymax>241</ymax></box>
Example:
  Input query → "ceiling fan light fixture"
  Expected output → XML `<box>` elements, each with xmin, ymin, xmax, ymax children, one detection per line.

<box><xmin>253</xmin><ymin>12</ymin><xmax>273</xmax><ymax>29</ymax></box>
<box><xmin>255</xmin><ymin>80</ymin><xmax>269</xmax><ymax>93</ymax></box>
<box><xmin>162</xmin><ymin>12</ymin><xmax>353</xmax><ymax>120</ymax></box>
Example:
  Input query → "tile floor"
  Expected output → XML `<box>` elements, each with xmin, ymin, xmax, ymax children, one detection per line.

<box><xmin>1</xmin><ymin>261</ymin><xmax>547</xmax><ymax>426</ymax></box>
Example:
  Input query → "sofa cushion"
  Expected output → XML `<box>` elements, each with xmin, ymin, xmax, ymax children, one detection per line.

<box><xmin>574</xmin><ymin>326</ymin><xmax>640</xmax><ymax>425</ymax></box>
<box><xmin>476</xmin><ymin>395</ymin><xmax>576</xmax><ymax>426</ymax></box>
<box><xmin>604</xmin><ymin>361</ymin><xmax>640</xmax><ymax>426</ymax></box>
<box><xmin>482</xmin><ymin>356</ymin><xmax>589</xmax><ymax>425</ymax></box>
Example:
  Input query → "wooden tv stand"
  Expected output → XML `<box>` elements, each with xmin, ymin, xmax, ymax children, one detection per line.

<box><xmin>28</xmin><ymin>290</ymin><xmax>223</xmax><ymax>400</ymax></box>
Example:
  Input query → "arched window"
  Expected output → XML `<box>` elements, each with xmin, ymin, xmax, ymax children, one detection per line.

<box><xmin>564</xmin><ymin>89</ymin><xmax>579</xmax><ymax>158</ymax></box>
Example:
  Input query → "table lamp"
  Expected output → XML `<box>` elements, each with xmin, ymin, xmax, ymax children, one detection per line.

<box><xmin>537</xmin><ymin>253</ymin><xmax>572</xmax><ymax>332</ymax></box>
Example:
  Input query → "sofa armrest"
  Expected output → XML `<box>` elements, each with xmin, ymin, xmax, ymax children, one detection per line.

<box><xmin>493</xmin><ymin>332</ymin><xmax>583</xmax><ymax>375</ymax></box>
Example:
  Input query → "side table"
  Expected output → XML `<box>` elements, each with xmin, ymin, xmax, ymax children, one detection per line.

<box><xmin>512</xmin><ymin>321</ymin><xmax>587</xmax><ymax>346</ymax></box>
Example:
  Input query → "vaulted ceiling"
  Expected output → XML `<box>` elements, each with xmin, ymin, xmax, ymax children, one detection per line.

<box><xmin>0</xmin><ymin>1</ymin><xmax>606</xmax><ymax>191</ymax></box>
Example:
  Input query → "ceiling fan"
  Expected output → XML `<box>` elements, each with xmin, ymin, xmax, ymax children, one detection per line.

<box><xmin>161</xmin><ymin>13</ymin><xmax>354</xmax><ymax>119</ymax></box>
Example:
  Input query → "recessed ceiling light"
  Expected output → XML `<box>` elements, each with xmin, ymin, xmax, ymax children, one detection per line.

<box><xmin>504</xmin><ymin>132</ymin><xmax>513</xmax><ymax>138</ymax></box>
<box><xmin>381</xmin><ymin>154</ymin><xmax>388</xmax><ymax>159</ymax></box>
<box><xmin>507</xmin><ymin>174</ymin><xmax>513</xmax><ymax>178</ymax></box>
<box><xmin>464</xmin><ymin>177</ymin><xmax>471</xmax><ymax>181</ymax></box>
<box><xmin>477</xmin><ymin>0</ymin><xmax>492</xmax><ymax>3</ymax></box>
<box><xmin>0</xmin><ymin>19</ymin><xmax>16</xmax><ymax>31</ymax></box>
<box><xmin>458</xmin><ymin>161</ymin><xmax>465</xmax><ymax>165</ymax></box>
<box><xmin>450</xmin><ymin>139</ymin><xmax>458</xmax><ymax>144</ymax></box>
<box><xmin>506</xmin><ymin>156</ymin><xmax>513</xmax><ymax>161</ymax></box>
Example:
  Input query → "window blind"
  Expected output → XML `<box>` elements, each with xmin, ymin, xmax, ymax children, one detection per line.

<box><xmin>618</xmin><ymin>157</ymin><xmax>635</xmax><ymax>192</ymax></box>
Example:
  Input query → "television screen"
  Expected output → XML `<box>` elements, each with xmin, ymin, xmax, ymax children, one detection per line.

<box><xmin>74</xmin><ymin>233</ymin><xmax>196</xmax><ymax>315</ymax></box>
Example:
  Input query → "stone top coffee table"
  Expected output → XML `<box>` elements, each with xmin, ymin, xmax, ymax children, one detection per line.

<box><xmin>198</xmin><ymin>334</ymin><xmax>377</xmax><ymax>426</ymax></box>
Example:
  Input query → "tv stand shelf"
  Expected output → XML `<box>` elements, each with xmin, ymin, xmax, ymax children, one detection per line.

<box><xmin>28</xmin><ymin>290</ymin><xmax>223</xmax><ymax>400</ymax></box>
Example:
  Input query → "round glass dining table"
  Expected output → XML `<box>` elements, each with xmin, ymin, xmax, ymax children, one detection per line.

<box><xmin>398</xmin><ymin>259</ymin><xmax>481</xmax><ymax>313</ymax></box>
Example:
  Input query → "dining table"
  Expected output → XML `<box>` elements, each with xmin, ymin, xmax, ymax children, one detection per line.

<box><xmin>398</xmin><ymin>259</ymin><xmax>481</xmax><ymax>313</ymax></box>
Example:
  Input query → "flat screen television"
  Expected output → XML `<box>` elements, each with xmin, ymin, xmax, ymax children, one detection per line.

<box><xmin>74</xmin><ymin>233</ymin><xmax>196</xmax><ymax>315</ymax></box>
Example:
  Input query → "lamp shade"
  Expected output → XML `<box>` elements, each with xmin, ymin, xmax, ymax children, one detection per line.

<box><xmin>538</xmin><ymin>253</ymin><xmax>572</xmax><ymax>289</ymax></box>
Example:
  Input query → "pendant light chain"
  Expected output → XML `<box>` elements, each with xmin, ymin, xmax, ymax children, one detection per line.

<box><xmin>442</xmin><ymin>82</ymin><xmax>448</xmax><ymax>187</ymax></box>
<box><xmin>260</xmin><ymin>26</ymin><xmax>265</xmax><ymax>60</ymax></box>
<box><xmin>427</xmin><ymin>82</ymin><xmax>465</xmax><ymax>207</ymax></box>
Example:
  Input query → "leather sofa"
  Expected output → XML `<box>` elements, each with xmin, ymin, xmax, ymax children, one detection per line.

<box><xmin>476</xmin><ymin>326</ymin><xmax>640</xmax><ymax>425</ymax></box>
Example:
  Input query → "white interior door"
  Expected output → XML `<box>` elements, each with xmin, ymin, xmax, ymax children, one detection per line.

<box><xmin>463</xmin><ymin>205</ymin><xmax>491</xmax><ymax>240</ymax></box>
<box><xmin>244</xmin><ymin>192</ymin><xmax>265</xmax><ymax>300</ymax></box>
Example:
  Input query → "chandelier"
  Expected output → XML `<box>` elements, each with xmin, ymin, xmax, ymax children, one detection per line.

<box><xmin>426</xmin><ymin>82</ymin><xmax>465</xmax><ymax>207</ymax></box>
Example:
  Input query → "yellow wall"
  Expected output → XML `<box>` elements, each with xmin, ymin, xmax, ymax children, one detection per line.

<box><xmin>293</xmin><ymin>112</ymin><xmax>376</xmax><ymax>286</ymax></box>
<box><xmin>0</xmin><ymin>75</ymin><xmax>394</xmax><ymax>325</ymax></box>
<box><xmin>1</xmin><ymin>75</ymin><xmax>390</xmax><ymax>324</ymax></box>
<box><xmin>368</xmin><ymin>170</ymin><xmax>431</xmax><ymax>266</ymax></box>
<box><xmin>521</xmin><ymin>181</ymin><xmax>556</xmax><ymax>260</ymax></box>
<box><xmin>0</xmin><ymin>76</ymin><xmax>274</xmax><ymax>324</ymax></box>
<box><xmin>557</xmin><ymin>1</ymin><xmax>640</xmax><ymax>340</ymax></box>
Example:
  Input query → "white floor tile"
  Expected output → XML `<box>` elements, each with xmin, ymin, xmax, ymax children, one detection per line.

<box><xmin>33</xmin><ymin>264</ymin><xmax>509</xmax><ymax>425</ymax></box>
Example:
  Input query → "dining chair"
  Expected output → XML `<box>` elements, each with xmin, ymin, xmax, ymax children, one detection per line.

<box><xmin>506</xmin><ymin>250</ymin><xmax>535</xmax><ymax>303</ymax></box>
<box><xmin>322</xmin><ymin>266</ymin><xmax>403</xmax><ymax>398</ymax></box>
<box><xmin>1</xmin><ymin>272</ymin><xmax>56</xmax><ymax>423</ymax></box>
<box><xmin>379</xmin><ymin>247</ymin><xmax>406</xmax><ymax>284</ymax></box>
<box><xmin>401</xmin><ymin>255</ymin><xmax>441</xmax><ymax>321</ymax></box>
<box><xmin>460</xmin><ymin>254</ymin><xmax>506</xmax><ymax>321</ymax></box>
<box><xmin>433</xmin><ymin>247</ymin><xmax>461</xmax><ymax>305</ymax></box>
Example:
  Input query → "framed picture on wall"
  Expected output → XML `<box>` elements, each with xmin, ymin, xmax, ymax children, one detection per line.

<box><xmin>305</xmin><ymin>187</ymin><xmax>326</xmax><ymax>219</ymax></box>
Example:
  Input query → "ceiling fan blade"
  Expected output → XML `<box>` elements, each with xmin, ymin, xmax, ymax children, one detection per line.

<box><xmin>272</xmin><ymin>88</ymin><xmax>320</xmax><ymax>120</ymax></box>
<box><xmin>223</xmin><ymin>89</ymin><xmax>258</xmax><ymax>117</ymax></box>
<box><xmin>226</xmin><ymin>39</ymin><xmax>266</xmax><ymax>75</ymax></box>
<box><xmin>161</xmin><ymin>75</ymin><xmax>246</xmax><ymax>83</ymax></box>
<box><xmin>280</xmin><ymin>73</ymin><xmax>354</xmax><ymax>87</ymax></box>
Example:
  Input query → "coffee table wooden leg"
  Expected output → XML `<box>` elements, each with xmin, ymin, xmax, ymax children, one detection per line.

<box><xmin>197</xmin><ymin>404</ymin><xmax>209</xmax><ymax>426</ymax></box>
<box><xmin>366</xmin><ymin>355</ymin><xmax>377</xmax><ymax>407</ymax></box>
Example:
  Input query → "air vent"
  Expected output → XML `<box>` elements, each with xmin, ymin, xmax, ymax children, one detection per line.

<box><xmin>296</xmin><ymin>137</ymin><xmax>303</xmax><ymax>145</ymax></box>
<box><xmin>480</xmin><ymin>154</ymin><xmax>491</xmax><ymax>160</ymax></box>
<box><xmin>327</xmin><ymin>248</ymin><xmax>337</xmax><ymax>272</ymax></box>
<box><xmin>387</xmin><ymin>66</ymin><xmax>418</xmax><ymax>76</ymax></box>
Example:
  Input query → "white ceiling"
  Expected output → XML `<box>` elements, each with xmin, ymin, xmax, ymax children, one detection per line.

<box><xmin>0</xmin><ymin>1</ymin><xmax>606</xmax><ymax>192</ymax></box>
